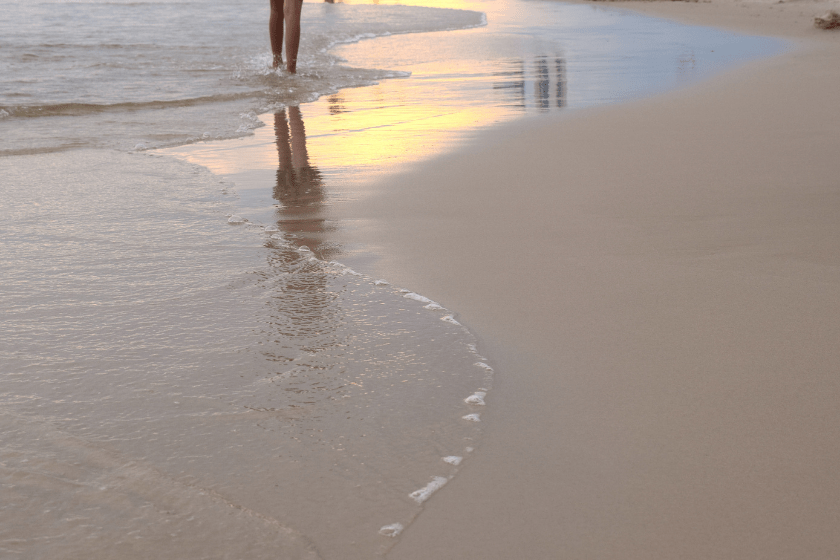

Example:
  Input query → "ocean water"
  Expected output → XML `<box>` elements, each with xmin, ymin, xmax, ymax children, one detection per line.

<box><xmin>0</xmin><ymin>0</ymin><xmax>484</xmax><ymax>155</ymax></box>
<box><xmin>0</xmin><ymin>148</ymin><xmax>491</xmax><ymax>559</ymax></box>
<box><xmin>0</xmin><ymin>0</ymin><xmax>784</xmax><ymax>558</ymax></box>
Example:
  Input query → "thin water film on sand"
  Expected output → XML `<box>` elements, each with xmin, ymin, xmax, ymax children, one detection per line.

<box><xmin>0</xmin><ymin>149</ymin><xmax>492</xmax><ymax>558</ymax></box>
<box><xmin>1</xmin><ymin>0</ymin><xmax>788</xmax><ymax>557</ymax></box>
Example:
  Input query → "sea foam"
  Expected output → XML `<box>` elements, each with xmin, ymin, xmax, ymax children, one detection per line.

<box><xmin>409</xmin><ymin>476</ymin><xmax>449</xmax><ymax>504</ymax></box>
<box><xmin>403</xmin><ymin>292</ymin><xmax>432</xmax><ymax>304</ymax></box>
<box><xmin>379</xmin><ymin>523</ymin><xmax>404</xmax><ymax>537</ymax></box>
<box><xmin>441</xmin><ymin>315</ymin><xmax>461</xmax><ymax>326</ymax></box>
<box><xmin>464</xmin><ymin>391</ymin><xmax>486</xmax><ymax>406</ymax></box>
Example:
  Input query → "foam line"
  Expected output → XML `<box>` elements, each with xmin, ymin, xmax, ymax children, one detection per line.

<box><xmin>379</xmin><ymin>523</ymin><xmax>404</xmax><ymax>537</ymax></box>
<box><xmin>467</xmin><ymin>343</ymin><xmax>486</xmax><ymax>359</ymax></box>
<box><xmin>403</xmin><ymin>292</ymin><xmax>432</xmax><ymax>304</ymax></box>
<box><xmin>464</xmin><ymin>391</ymin><xmax>486</xmax><ymax>406</ymax></box>
<box><xmin>409</xmin><ymin>476</ymin><xmax>449</xmax><ymax>504</ymax></box>
<box><xmin>441</xmin><ymin>315</ymin><xmax>461</xmax><ymax>325</ymax></box>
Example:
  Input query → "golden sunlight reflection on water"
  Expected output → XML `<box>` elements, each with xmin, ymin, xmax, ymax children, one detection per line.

<box><xmin>164</xmin><ymin>54</ymin><xmax>566</xmax><ymax>182</ymax></box>
<box><xmin>163</xmin><ymin>0</ymin><xmax>779</xmax><ymax>241</ymax></box>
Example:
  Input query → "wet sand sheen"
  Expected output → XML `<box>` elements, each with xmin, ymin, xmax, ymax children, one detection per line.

<box><xmin>0</xmin><ymin>147</ymin><xmax>493</xmax><ymax>559</ymax></box>
<box><xmin>341</xmin><ymin>2</ymin><xmax>840</xmax><ymax>558</ymax></box>
<box><xmin>153</xmin><ymin>0</ymin><xmax>828</xmax><ymax>558</ymax></box>
<box><xmin>4</xmin><ymin>0</ymin><xmax>835</xmax><ymax>558</ymax></box>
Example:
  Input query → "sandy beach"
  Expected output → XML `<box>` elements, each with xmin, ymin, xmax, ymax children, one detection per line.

<box><xmin>3</xmin><ymin>0</ymin><xmax>838</xmax><ymax>557</ymax></box>
<box><xmin>332</xmin><ymin>1</ymin><xmax>840</xmax><ymax>558</ymax></box>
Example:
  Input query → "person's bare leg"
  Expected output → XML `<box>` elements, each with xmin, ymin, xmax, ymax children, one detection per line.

<box><xmin>269</xmin><ymin>0</ymin><xmax>284</xmax><ymax>69</ymax></box>
<box><xmin>283</xmin><ymin>0</ymin><xmax>303</xmax><ymax>74</ymax></box>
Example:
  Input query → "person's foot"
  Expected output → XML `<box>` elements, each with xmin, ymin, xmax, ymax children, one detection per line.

<box><xmin>273</xmin><ymin>54</ymin><xmax>282</xmax><ymax>69</ymax></box>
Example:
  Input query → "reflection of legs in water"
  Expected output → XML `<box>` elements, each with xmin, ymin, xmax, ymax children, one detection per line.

<box><xmin>556</xmin><ymin>58</ymin><xmax>566</xmax><ymax>108</ymax></box>
<box><xmin>287</xmin><ymin>106</ymin><xmax>309</xmax><ymax>170</ymax></box>
<box><xmin>274</xmin><ymin>107</ymin><xmax>318</xmax><ymax>201</ymax></box>
<box><xmin>536</xmin><ymin>55</ymin><xmax>550</xmax><ymax>111</ymax></box>
<box><xmin>273</xmin><ymin>108</ymin><xmax>325</xmax><ymax>250</ymax></box>
<box><xmin>269</xmin><ymin>0</ymin><xmax>303</xmax><ymax>73</ymax></box>
<box><xmin>274</xmin><ymin>109</ymin><xmax>294</xmax><ymax>193</ymax></box>
<box><xmin>273</xmin><ymin>107</ymin><xmax>327</xmax><ymax>254</ymax></box>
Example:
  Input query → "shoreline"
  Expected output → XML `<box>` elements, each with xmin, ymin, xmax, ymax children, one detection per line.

<box><xmin>328</xmin><ymin>1</ymin><xmax>840</xmax><ymax>558</ymax></box>
<box><xmin>14</xmin><ymin>0</ymin><xmax>831</xmax><ymax>557</ymax></box>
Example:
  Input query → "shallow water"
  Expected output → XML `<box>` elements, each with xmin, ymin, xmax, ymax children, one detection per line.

<box><xmin>162</xmin><ymin>0</ymin><xmax>785</xmax><ymax>196</ymax></box>
<box><xmin>0</xmin><ymin>0</ymin><xmax>484</xmax><ymax>155</ymax></box>
<box><xmin>0</xmin><ymin>0</ymin><xmax>783</xmax><ymax>158</ymax></box>
<box><xmin>0</xmin><ymin>0</ymin><xmax>785</xmax><ymax>557</ymax></box>
<box><xmin>0</xmin><ymin>149</ymin><xmax>491</xmax><ymax>559</ymax></box>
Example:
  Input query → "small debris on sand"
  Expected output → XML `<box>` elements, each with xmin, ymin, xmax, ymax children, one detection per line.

<box><xmin>814</xmin><ymin>10</ymin><xmax>840</xmax><ymax>29</ymax></box>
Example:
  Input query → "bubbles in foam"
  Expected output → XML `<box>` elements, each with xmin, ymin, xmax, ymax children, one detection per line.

<box><xmin>379</xmin><ymin>523</ymin><xmax>404</xmax><ymax>537</ymax></box>
<box><xmin>270</xmin><ymin>233</ymin><xmax>284</xmax><ymax>240</ymax></box>
<box><xmin>297</xmin><ymin>245</ymin><xmax>311</xmax><ymax>252</ymax></box>
<box><xmin>403</xmin><ymin>292</ymin><xmax>432</xmax><ymax>304</ymax></box>
<box><xmin>424</xmin><ymin>302</ymin><xmax>445</xmax><ymax>310</ymax></box>
<box><xmin>227</xmin><ymin>215</ymin><xmax>246</xmax><ymax>224</ymax></box>
<box><xmin>441</xmin><ymin>315</ymin><xmax>461</xmax><ymax>326</ymax></box>
<box><xmin>442</xmin><ymin>456</ymin><xmax>463</xmax><ymax>466</ymax></box>
<box><xmin>462</xmin><ymin>413</ymin><xmax>481</xmax><ymax>422</ymax></box>
<box><xmin>264</xmin><ymin>225</ymin><xmax>279</xmax><ymax>233</ymax></box>
<box><xmin>409</xmin><ymin>476</ymin><xmax>449</xmax><ymax>504</ymax></box>
<box><xmin>467</xmin><ymin>343</ymin><xmax>486</xmax><ymax>359</ymax></box>
<box><xmin>374</xmin><ymin>279</ymin><xmax>389</xmax><ymax>286</ymax></box>
<box><xmin>464</xmin><ymin>391</ymin><xmax>486</xmax><ymax>406</ymax></box>
<box><xmin>474</xmin><ymin>362</ymin><xmax>493</xmax><ymax>373</ymax></box>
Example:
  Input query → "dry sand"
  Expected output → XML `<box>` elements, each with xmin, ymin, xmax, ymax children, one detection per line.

<box><xmin>332</xmin><ymin>1</ymin><xmax>840</xmax><ymax>558</ymax></box>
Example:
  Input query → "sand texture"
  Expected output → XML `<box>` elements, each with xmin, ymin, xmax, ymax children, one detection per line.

<box><xmin>333</xmin><ymin>1</ymin><xmax>840</xmax><ymax>558</ymax></box>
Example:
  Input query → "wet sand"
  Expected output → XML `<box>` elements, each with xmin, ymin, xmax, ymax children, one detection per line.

<box><xmin>336</xmin><ymin>1</ymin><xmax>840</xmax><ymax>558</ymax></box>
